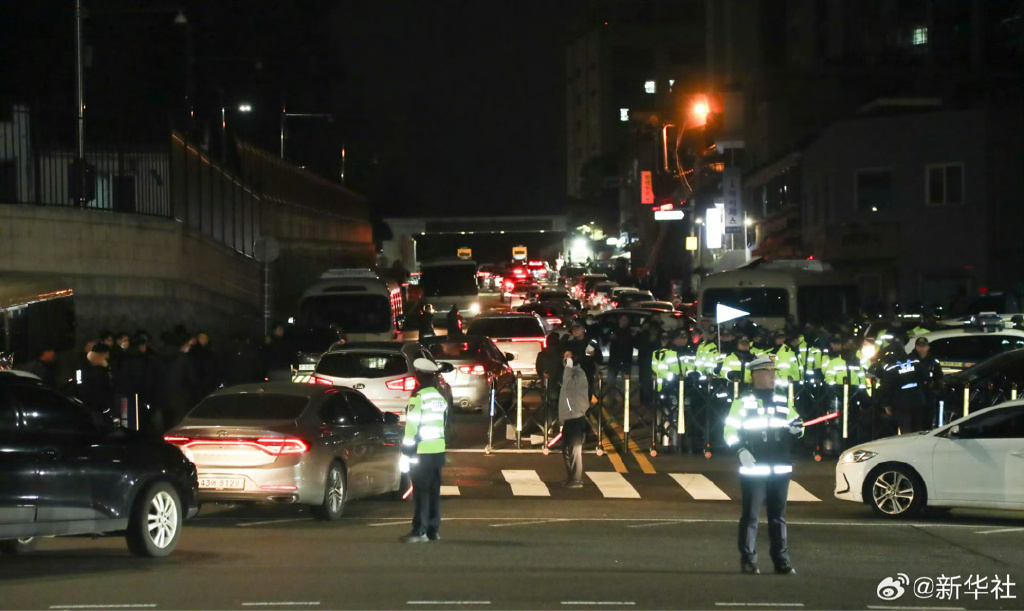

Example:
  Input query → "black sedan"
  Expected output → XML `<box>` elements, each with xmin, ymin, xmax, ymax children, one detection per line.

<box><xmin>0</xmin><ymin>370</ymin><xmax>199</xmax><ymax>557</ymax></box>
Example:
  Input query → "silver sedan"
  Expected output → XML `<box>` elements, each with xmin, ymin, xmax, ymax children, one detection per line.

<box><xmin>165</xmin><ymin>382</ymin><xmax>407</xmax><ymax>520</ymax></box>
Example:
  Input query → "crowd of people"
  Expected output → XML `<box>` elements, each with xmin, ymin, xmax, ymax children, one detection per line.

<box><xmin>21</xmin><ymin>324</ymin><xmax>297</xmax><ymax>434</ymax></box>
<box><xmin>532</xmin><ymin>310</ymin><xmax>952</xmax><ymax>449</ymax></box>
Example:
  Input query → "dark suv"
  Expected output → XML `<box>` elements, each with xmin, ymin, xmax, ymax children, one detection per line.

<box><xmin>0</xmin><ymin>370</ymin><xmax>199</xmax><ymax>557</ymax></box>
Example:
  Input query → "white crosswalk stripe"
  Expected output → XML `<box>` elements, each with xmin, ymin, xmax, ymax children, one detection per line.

<box><xmin>787</xmin><ymin>479</ymin><xmax>821</xmax><ymax>502</ymax></box>
<box><xmin>669</xmin><ymin>473</ymin><xmax>730</xmax><ymax>501</ymax></box>
<box><xmin>502</xmin><ymin>470</ymin><xmax>550</xmax><ymax>497</ymax></box>
<box><xmin>587</xmin><ymin>472</ymin><xmax>641</xmax><ymax>499</ymax></box>
<box><xmin>452</xmin><ymin>469</ymin><xmax>825</xmax><ymax>502</ymax></box>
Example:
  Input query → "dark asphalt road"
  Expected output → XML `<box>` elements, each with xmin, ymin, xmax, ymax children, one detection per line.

<box><xmin>2</xmin><ymin>449</ymin><xmax>1022</xmax><ymax>610</ymax></box>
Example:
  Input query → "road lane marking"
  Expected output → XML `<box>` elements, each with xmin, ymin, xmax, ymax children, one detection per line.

<box><xmin>974</xmin><ymin>527</ymin><xmax>1024</xmax><ymax>534</ymax></box>
<box><xmin>50</xmin><ymin>606</ymin><xmax>157</xmax><ymax>609</ymax></box>
<box><xmin>627</xmin><ymin>520</ymin><xmax>687</xmax><ymax>528</ymax></box>
<box><xmin>786</xmin><ymin>480</ymin><xmax>820</xmax><ymax>502</ymax></box>
<box><xmin>407</xmin><ymin>602</ymin><xmax>490</xmax><ymax>606</ymax></box>
<box><xmin>600</xmin><ymin>407</ymin><xmax>655</xmax><ymax>473</ymax></box>
<box><xmin>669</xmin><ymin>473</ymin><xmax>731</xmax><ymax>500</ymax></box>
<box><xmin>490</xmin><ymin>518</ymin><xmax>571</xmax><ymax>528</ymax></box>
<box><xmin>715</xmin><ymin>604</ymin><xmax>804</xmax><ymax>607</ymax></box>
<box><xmin>369</xmin><ymin>520</ymin><xmax>409</xmax><ymax>527</ymax></box>
<box><xmin>561</xmin><ymin>603</ymin><xmax>635</xmax><ymax>606</ymax></box>
<box><xmin>237</xmin><ymin>518</ymin><xmax>310</xmax><ymax>527</ymax></box>
<box><xmin>440</xmin><ymin>485</ymin><xmax>461</xmax><ymax>496</ymax></box>
<box><xmin>502</xmin><ymin>469</ymin><xmax>550</xmax><ymax>496</ymax></box>
<box><xmin>867</xmin><ymin>606</ymin><xmax>966</xmax><ymax>611</ymax></box>
<box><xmin>587</xmin><ymin>471</ymin><xmax>641</xmax><ymax>499</ymax></box>
<box><xmin>241</xmin><ymin>604</ymin><xmax>320</xmax><ymax>607</ymax></box>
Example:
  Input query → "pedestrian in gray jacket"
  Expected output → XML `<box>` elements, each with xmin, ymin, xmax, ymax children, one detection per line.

<box><xmin>558</xmin><ymin>351</ymin><xmax>590</xmax><ymax>487</ymax></box>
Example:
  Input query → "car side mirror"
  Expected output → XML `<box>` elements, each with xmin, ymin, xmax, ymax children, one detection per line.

<box><xmin>505</xmin><ymin>352</ymin><xmax>516</xmax><ymax>362</ymax></box>
<box><xmin>382</xmin><ymin>412</ymin><xmax>400</xmax><ymax>425</ymax></box>
<box><xmin>439</xmin><ymin>362</ymin><xmax>455</xmax><ymax>373</ymax></box>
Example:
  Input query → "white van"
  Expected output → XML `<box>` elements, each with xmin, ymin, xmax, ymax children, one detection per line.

<box><xmin>419</xmin><ymin>259</ymin><xmax>482</xmax><ymax>320</ymax></box>
<box><xmin>698</xmin><ymin>260</ymin><xmax>859</xmax><ymax>329</ymax></box>
<box><xmin>299</xmin><ymin>269</ymin><xmax>404</xmax><ymax>342</ymax></box>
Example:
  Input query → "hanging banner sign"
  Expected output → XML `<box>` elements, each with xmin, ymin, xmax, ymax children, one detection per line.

<box><xmin>723</xmin><ymin>168</ymin><xmax>742</xmax><ymax>234</ymax></box>
<box><xmin>641</xmin><ymin>170</ymin><xmax>654</xmax><ymax>204</ymax></box>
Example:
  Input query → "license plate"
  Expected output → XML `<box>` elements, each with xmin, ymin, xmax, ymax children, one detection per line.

<box><xmin>199</xmin><ymin>477</ymin><xmax>245</xmax><ymax>490</ymax></box>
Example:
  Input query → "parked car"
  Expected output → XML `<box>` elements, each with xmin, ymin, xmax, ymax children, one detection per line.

<box><xmin>614</xmin><ymin>290</ymin><xmax>655</xmax><ymax>309</ymax></box>
<box><xmin>904</xmin><ymin>316</ymin><xmax>1024</xmax><ymax>374</ymax></box>
<box><xmin>166</xmin><ymin>382</ymin><xmax>407</xmax><ymax>520</ymax></box>
<box><xmin>422</xmin><ymin>335</ymin><xmax>516</xmax><ymax>411</ymax></box>
<box><xmin>516</xmin><ymin>300</ymin><xmax>579</xmax><ymax>331</ymax></box>
<box><xmin>466</xmin><ymin>313</ymin><xmax>548</xmax><ymax>377</ymax></box>
<box><xmin>632</xmin><ymin>300</ymin><xmax>676</xmax><ymax>312</ymax></box>
<box><xmin>0</xmin><ymin>370</ymin><xmax>199</xmax><ymax>557</ymax></box>
<box><xmin>308</xmin><ymin>341</ymin><xmax>453</xmax><ymax>418</ymax></box>
<box><xmin>835</xmin><ymin>399</ymin><xmax>1024</xmax><ymax>517</ymax></box>
<box><xmin>938</xmin><ymin>349</ymin><xmax>1024</xmax><ymax>422</ymax></box>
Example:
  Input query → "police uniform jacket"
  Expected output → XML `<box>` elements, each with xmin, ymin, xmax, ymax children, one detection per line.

<box><xmin>724</xmin><ymin>389</ymin><xmax>802</xmax><ymax>475</ymax></box>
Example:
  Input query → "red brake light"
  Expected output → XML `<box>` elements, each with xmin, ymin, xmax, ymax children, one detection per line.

<box><xmin>308</xmin><ymin>375</ymin><xmax>333</xmax><ymax>385</ymax></box>
<box><xmin>163</xmin><ymin>436</ymin><xmax>188</xmax><ymax>445</ymax></box>
<box><xmin>458</xmin><ymin>365</ymin><xmax>486</xmax><ymax>375</ymax></box>
<box><xmin>546</xmin><ymin>317</ymin><xmax>562</xmax><ymax>326</ymax></box>
<box><xmin>256</xmin><ymin>438</ymin><xmax>309</xmax><ymax>455</ymax></box>
<box><xmin>386</xmin><ymin>375</ymin><xmax>417</xmax><ymax>391</ymax></box>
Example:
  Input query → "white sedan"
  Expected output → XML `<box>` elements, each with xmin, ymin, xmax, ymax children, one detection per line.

<box><xmin>835</xmin><ymin>400</ymin><xmax>1024</xmax><ymax>517</ymax></box>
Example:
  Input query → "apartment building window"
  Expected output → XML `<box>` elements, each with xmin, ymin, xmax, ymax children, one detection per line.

<box><xmin>926</xmin><ymin>163</ymin><xmax>964</xmax><ymax>206</ymax></box>
<box><xmin>912</xmin><ymin>26</ymin><xmax>928</xmax><ymax>46</ymax></box>
<box><xmin>644</xmin><ymin>80</ymin><xmax>656</xmax><ymax>94</ymax></box>
<box><xmin>620</xmin><ymin>108</ymin><xmax>629</xmax><ymax>122</ymax></box>
<box><xmin>856</xmin><ymin>169</ymin><xmax>893</xmax><ymax>213</ymax></box>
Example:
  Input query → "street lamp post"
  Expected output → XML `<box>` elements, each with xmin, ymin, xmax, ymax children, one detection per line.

<box><xmin>279</xmin><ymin>104</ymin><xmax>333</xmax><ymax>160</ymax></box>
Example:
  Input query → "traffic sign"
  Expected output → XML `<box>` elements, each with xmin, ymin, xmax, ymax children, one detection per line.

<box><xmin>457</xmin><ymin>248</ymin><xmax>472</xmax><ymax>259</ymax></box>
<box><xmin>716</xmin><ymin>303</ymin><xmax>749</xmax><ymax>323</ymax></box>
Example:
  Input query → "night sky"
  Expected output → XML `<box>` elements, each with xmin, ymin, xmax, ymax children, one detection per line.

<box><xmin>0</xmin><ymin>0</ymin><xmax>575</xmax><ymax>218</ymax></box>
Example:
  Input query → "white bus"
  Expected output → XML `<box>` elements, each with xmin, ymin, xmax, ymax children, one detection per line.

<box><xmin>419</xmin><ymin>259</ymin><xmax>481</xmax><ymax>319</ymax></box>
<box><xmin>298</xmin><ymin>269</ymin><xmax>404</xmax><ymax>342</ymax></box>
<box><xmin>697</xmin><ymin>260</ymin><xmax>859</xmax><ymax>330</ymax></box>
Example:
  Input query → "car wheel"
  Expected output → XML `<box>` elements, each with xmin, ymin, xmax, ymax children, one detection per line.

<box><xmin>126</xmin><ymin>482</ymin><xmax>182</xmax><ymax>557</ymax></box>
<box><xmin>869</xmin><ymin>466</ymin><xmax>925</xmax><ymax>518</ymax></box>
<box><xmin>315</xmin><ymin>462</ymin><xmax>346</xmax><ymax>520</ymax></box>
<box><xmin>0</xmin><ymin>537</ymin><xmax>39</xmax><ymax>555</ymax></box>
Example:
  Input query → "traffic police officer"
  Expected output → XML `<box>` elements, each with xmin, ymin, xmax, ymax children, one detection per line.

<box><xmin>724</xmin><ymin>354</ymin><xmax>802</xmax><ymax>575</ymax></box>
<box><xmin>400</xmin><ymin>358</ymin><xmax>449</xmax><ymax>543</ymax></box>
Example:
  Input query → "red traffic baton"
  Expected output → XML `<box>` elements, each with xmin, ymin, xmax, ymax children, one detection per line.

<box><xmin>799</xmin><ymin>411</ymin><xmax>841</xmax><ymax>428</ymax></box>
<box><xmin>546</xmin><ymin>431</ymin><xmax>563</xmax><ymax>448</ymax></box>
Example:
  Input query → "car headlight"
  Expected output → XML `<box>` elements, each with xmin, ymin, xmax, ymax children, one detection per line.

<box><xmin>841</xmin><ymin>450</ymin><xmax>877</xmax><ymax>464</ymax></box>
<box><xmin>861</xmin><ymin>344</ymin><xmax>876</xmax><ymax>359</ymax></box>
<box><xmin>469</xmin><ymin>302</ymin><xmax>481</xmax><ymax>314</ymax></box>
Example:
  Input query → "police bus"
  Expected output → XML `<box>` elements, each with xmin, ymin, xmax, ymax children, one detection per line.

<box><xmin>697</xmin><ymin>259</ymin><xmax>859</xmax><ymax>330</ymax></box>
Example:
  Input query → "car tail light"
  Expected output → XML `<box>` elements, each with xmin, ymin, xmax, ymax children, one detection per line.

<box><xmin>601</xmin><ymin>297</ymin><xmax>609</xmax><ymax>304</ymax></box>
<box><xmin>546</xmin><ymin>317</ymin><xmax>562</xmax><ymax>326</ymax></box>
<box><xmin>308</xmin><ymin>375</ymin><xmax>333</xmax><ymax>385</ymax></box>
<box><xmin>459</xmin><ymin>364</ymin><xmax>486</xmax><ymax>375</ymax></box>
<box><xmin>165</xmin><ymin>436</ymin><xmax>309</xmax><ymax>456</ymax></box>
<box><xmin>386</xmin><ymin>375</ymin><xmax>418</xmax><ymax>391</ymax></box>
<box><xmin>256</xmin><ymin>438</ymin><xmax>309</xmax><ymax>455</ymax></box>
<box><xmin>610</xmin><ymin>301</ymin><xmax>618</xmax><ymax>308</ymax></box>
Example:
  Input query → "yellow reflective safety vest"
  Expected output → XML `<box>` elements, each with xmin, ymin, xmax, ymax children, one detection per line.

<box><xmin>652</xmin><ymin>347</ymin><xmax>693</xmax><ymax>390</ymax></box>
<box><xmin>403</xmin><ymin>386</ymin><xmax>448</xmax><ymax>454</ymax></box>
<box><xmin>719</xmin><ymin>351</ymin><xmax>755</xmax><ymax>384</ymax></box>
<box><xmin>823</xmin><ymin>355</ymin><xmax>866</xmax><ymax>387</ymax></box>
<box><xmin>724</xmin><ymin>390</ymin><xmax>802</xmax><ymax>475</ymax></box>
<box><xmin>694</xmin><ymin>340</ymin><xmax>719</xmax><ymax>377</ymax></box>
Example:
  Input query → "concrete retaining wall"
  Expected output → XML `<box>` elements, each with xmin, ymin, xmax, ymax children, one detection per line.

<box><xmin>0</xmin><ymin>204</ymin><xmax>262</xmax><ymax>342</ymax></box>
